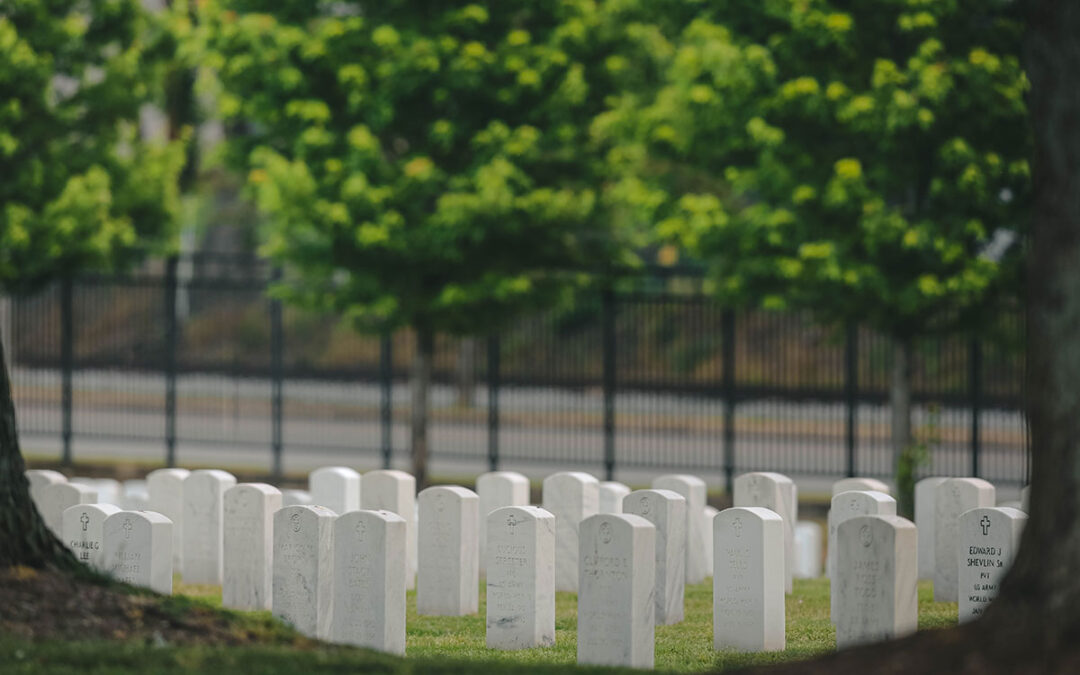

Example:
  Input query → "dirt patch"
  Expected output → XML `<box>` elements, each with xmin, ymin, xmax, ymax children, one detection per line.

<box><xmin>0</xmin><ymin>566</ymin><xmax>309</xmax><ymax>647</ymax></box>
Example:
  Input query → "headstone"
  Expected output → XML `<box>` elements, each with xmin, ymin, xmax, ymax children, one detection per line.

<box><xmin>486</xmin><ymin>505</ymin><xmax>556</xmax><ymax>650</ymax></box>
<box><xmin>997</xmin><ymin>500</ymin><xmax>1023</xmax><ymax>511</ymax></box>
<box><xmin>223</xmin><ymin>483</ymin><xmax>281</xmax><ymax>611</ymax></box>
<box><xmin>577</xmin><ymin>513</ymin><xmax>655</xmax><ymax>669</ymax></box>
<box><xmin>103</xmin><ymin>510</ymin><xmax>173</xmax><ymax>595</ymax></box>
<box><xmin>477</xmin><ymin>471</ymin><xmax>530</xmax><ymax>576</ymax></box>
<box><xmin>794</xmin><ymin>521</ymin><xmax>823</xmax><ymax>579</ymax></box>
<box><xmin>360</xmin><ymin>470</ymin><xmax>417</xmax><ymax>589</ymax></box>
<box><xmin>182</xmin><ymin>469</ymin><xmax>236</xmax><ymax>585</ymax></box>
<box><xmin>62</xmin><ymin>503</ymin><xmax>121</xmax><ymax>570</ymax></box>
<box><xmin>26</xmin><ymin>469</ymin><xmax>66</xmax><ymax>512</ymax></box>
<box><xmin>713</xmin><ymin>507</ymin><xmax>786</xmax><ymax>652</ymax></box>
<box><xmin>309</xmin><ymin>466</ymin><xmax>361</xmax><ymax>515</ymax></box>
<box><xmin>542</xmin><ymin>472</ymin><xmax>599</xmax><ymax>592</ymax></box>
<box><xmin>832</xmin><ymin>477</ymin><xmax>891</xmax><ymax>496</ymax></box>
<box><xmin>598</xmin><ymin>481</ymin><xmax>631</xmax><ymax>514</ymax></box>
<box><xmin>733</xmin><ymin>472</ymin><xmax>796</xmax><ymax>593</ymax></box>
<box><xmin>417</xmin><ymin>485</ymin><xmax>479</xmax><ymax>616</ymax></box>
<box><xmin>72</xmin><ymin>477</ymin><xmax>121</xmax><ymax>506</ymax></box>
<box><xmin>958</xmin><ymin>506</ymin><xmax>1026</xmax><ymax>623</ymax></box>
<box><xmin>703</xmin><ymin>505</ymin><xmax>719</xmax><ymax>576</ymax></box>
<box><xmin>652</xmin><ymin>474</ymin><xmax>707</xmax><ymax>585</ymax></box>
<box><xmin>282</xmin><ymin>489</ymin><xmax>313</xmax><ymax>507</ymax></box>
<box><xmin>147</xmin><ymin>468</ymin><xmax>189</xmax><ymax>574</ymax></box>
<box><xmin>914</xmin><ymin>476</ymin><xmax>948</xmax><ymax>580</ymax></box>
<box><xmin>331</xmin><ymin>509</ymin><xmax>407</xmax><ymax>655</ymax></box>
<box><xmin>121</xmin><ymin>484</ymin><xmax>150</xmax><ymax>511</ymax></box>
<box><xmin>934</xmin><ymin>478</ymin><xmax>995</xmax><ymax>601</ymax></box>
<box><xmin>41</xmin><ymin>482</ymin><xmax>97</xmax><ymax>537</ymax></box>
<box><xmin>272</xmin><ymin>504</ymin><xmax>336</xmax><ymax>639</ymax></box>
<box><xmin>834</xmin><ymin>515</ymin><xmax>917</xmax><ymax>648</ymax></box>
<box><xmin>623</xmin><ymin>489</ymin><xmax>686</xmax><ymax>625</ymax></box>
<box><xmin>828</xmin><ymin>490</ymin><xmax>896</xmax><ymax>620</ymax></box>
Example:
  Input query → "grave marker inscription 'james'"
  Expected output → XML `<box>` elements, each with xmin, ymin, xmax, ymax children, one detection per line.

<box><xmin>485</xmin><ymin>505</ymin><xmax>556</xmax><ymax>650</ymax></box>
<box><xmin>958</xmin><ymin>506</ymin><xmax>1026</xmax><ymax>623</ymax></box>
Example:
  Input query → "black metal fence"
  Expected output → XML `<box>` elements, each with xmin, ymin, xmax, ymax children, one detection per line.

<box><xmin>5</xmin><ymin>254</ymin><xmax>1028</xmax><ymax>489</ymax></box>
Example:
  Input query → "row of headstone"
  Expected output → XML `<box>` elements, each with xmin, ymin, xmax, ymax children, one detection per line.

<box><xmin>61</xmin><ymin>504</ymin><xmax>174</xmax><ymax>594</ymax></box>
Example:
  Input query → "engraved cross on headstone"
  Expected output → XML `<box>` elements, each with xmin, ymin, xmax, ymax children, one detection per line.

<box><xmin>80</xmin><ymin>512</ymin><xmax>90</xmax><ymax>532</ymax></box>
<box><xmin>732</xmin><ymin>516</ymin><xmax>743</xmax><ymax>538</ymax></box>
<box><xmin>980</xmin><ymin>515</ymin><xmax>991</xmax><ymax>536</ymax></box>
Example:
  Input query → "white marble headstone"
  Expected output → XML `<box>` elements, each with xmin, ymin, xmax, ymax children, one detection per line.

<box><xmin>70</xmin><ymin>477</ymin><xmax>121</xmax><ymax>506</ymax></box>
<box><xmin>652</xmin><ymin>474</ymin><xmax>707</xmax><ymax>585</ymax></box>
<box><xmin>417</xmin><ymin>485</ymin><xmax>479</xmax><ymax>616</ymax></box>
<box><xmin>103</xmin><ymin>510</ymin><xmax>173</xmax><ymax>595</ymax></box>
<box><xmin>623</xmin><ymin>489</ymin><xmax>686</xmax><ymax>625</ymax></box>
<box><xmin>63</xmin><ymin>503</ymin><xmax>121</xmax><ymax>570</ymax></box>
<box><xmin>934</xmin><ymin>478</ymin><xmax>995</xmax><ymax>601</ymax></box>
<box><xmin>733</xmin><ymin>472</ymin><xmax>796</xmax><ymax>593</ymax></box>
<box><xmin>282</xmin><ymin>489</ymin><xmax>314</xmax><ymax>507</ymax></box>
<box><xmin>272</xmin><ymin>504</ymin><xmax>336</xmax><ymax>639</ymax></box>
<box><xmin>703</xmin><ymin>505</ymin><xmax>718</xmax><ymax>576</ymax></box>
<box><xmin>486</xmin><ymin>505</ymin><xmax>556</xmax><ymax>650</ymax></box>
<box><xmin>832</xmin><ymin>477</ymin><xmax>891</xmax><ymax>496</ymax></box>
<box><xmin>41</xmin><ymin>482</ymin><xmax>96</xmax><ymax>537</ymax></box>
<box><xmin>828</xmin><ymin>490</ymin><xmax>896</xmax><ymax>620</ymax></box>
<box><xmin>121</xmin><ymin>480</ymin><xmax>150</xmax><ymax>511</ymax></box>
<box><xmin>181</xmin><ymin>469</ymin><xmax>236</xmax><ymax>585</ymax></box>
<box><xmin>476</xmin><ymin>471</ymin><xmax>529</xmax><ymax>575</ymax></box>
<box><xmin>1020</xmin><ymin>485</ymin><xmax>1029</xmax><ymax>513</ymax></box>
<box><xmin>914</xmin><ymin>476</ymin><xmax>948</xmax><ymax>580</ymax></box>
<box><xmin>309</xmin><ymin>466</ymin><xmax>361</xmax><ymax>515</ymax></box>
<box><xmin>794</xmin><ymin>520</ymin><xmax>823</xmax><ymax>579</ymax></box>
<box><xmin>26</xmin><ymin>469</ymin><xmax>66</xmax><ymax>513</ymax></box>
<box><xmin>577</xmin><ymin>513</ymin><xmax>655</xmax><ymax>669</ymax></box>
<box><xmin>223</xmin><ymin>483</ymin><xmax>281</xmax><ymax>611</ymax></box>
<box><xmin>713</xmin><ymin>507</ymin><xmax>786</xmax><ymax>652</ymax></box>
<box><xmin>958</xmin><ymin>506</ymin><xmax>1026</xmax><ymax>623</ymax></box>
<box><xmin>147</xmin><ymin>468</ymin><xmax>189</xmax><ymax>574</ymax></box>
<box><xmin>360</xmin><ymin>470</ymin><xmax>417</xmax><ymax>590</ymax></box>
<box><xmin>598</xmin><ymin>481</ymin><xmax>631</xmax><ymax>514</ymax></box>
<box><xmin>542</xmin><ymin>472</ymin><xmax>599</xmax><ymax>592</ymax></box>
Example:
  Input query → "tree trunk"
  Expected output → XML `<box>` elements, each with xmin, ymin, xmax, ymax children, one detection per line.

<box><xmin>410</xmin><ymin>328</ymin><xmax>434</xmax><ymax>489</ymax></box>
<box><xmin>0</xmin><ymin>332</ymin><xmax>80</xmax><ymax>570</ymax></box>
<box><xmin>890</xmin><ymin>336</ymin><xmax>913</xmax><ymax>462</ymax></box>
<box><xmin>985</xmin><ymin>0</ymin><xmax>1080</xmax><ymax>649</ymax></box>
<box><xmin>455</xmin><ymin>337</ymin><xmax>477</xmax><ymax>408</ymax></box>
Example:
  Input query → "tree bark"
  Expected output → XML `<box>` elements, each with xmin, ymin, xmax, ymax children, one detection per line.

<box><xmin>0</xmin><ymin>332</ymin><xmax>80</xmax><ymax>570</ymax></box>
<box><xmin>983</xmin><ymin>0</ymin><xmax>1080</xmax><ymax>652</ymax></box>
<box><xmin>410</xmin><ymin>328</ymin><xmax>435</xmax><ymax>489</ymax></box>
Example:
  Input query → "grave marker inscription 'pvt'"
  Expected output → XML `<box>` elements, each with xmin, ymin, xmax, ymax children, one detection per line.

<box><xmin>794</xmin><ymin>521</ymin><xmax>823</xmax><ymax>579</ymax></box>
<box><xmin>26</xmin><ymin>469</ymin><xmax>66</xmax><ymax>512</ymax></box>
<box><xmin>486</xmin><ymin>506</ymin><xmax>556</xmax><ymax>650</ymax></box>
<box><xmin>835</xmin><ymin>515</ymin><xmax>917</xmax><ymax>649</ymax></box>
<box><xmin>577</xmin><ymin>513</ymin><xmax>656</xmax><ymax>669</ymax></box>
<box><xmin>476</xmin><ymin>471</ymin><xmax>529</xmax><ymax>575</ymax></box>
<box><xmin>182</xmin><ymin>469</ymin><xmax>236</xmax><ymax>585</ymax></box>
<box><xmin>733</xmin><ymin>472</ymin><xmax>796</xmax><ymax>593</ymax></box>
<box><xmin>542</xmin><ymin>472</ymin><xmax>599</xmax><ymax>592</ymax></box>
<box><xmin>598</xmin><ymin>481</ymin><xmax>631</xmax><ymax>514</ymax></box>
<box><xmin>331</xmin><ymin>509</ymin><xmax>407</xmax><ymax>655</ymax></box>
<box><xmin>623</xmin><ymin>489</ymin><xmax>686</xmax><ymax>625</ymax></box>
<box><xmin>272</xmin><ymin>505</ymin><xmax>336</xmax><ymax>639</ymax></box>
<box><xmin>828</xmin><ymin>490</ymin><xmax>896</xmax><ymax>620</ymax></box>
<box><xmin>652</xmin><ymin>474</ymin><xmax>707</xmax><ymax>585</ymax></box>
<box><xmin>41</xmin><ymin>482</ymin><xmax>97</xmax><ymax>538</ymax></box>
<box><xmin>713</xmin><ymin>507</ymin><xmax>786</xmax><ymax>652</ymax></box>
<box><xmin>147</xmin><ymin>468</ymin><xmax>189</xmax><ymax>574</ymax></box>
<box><xmin>103</xmin><ymin>510</ymin><xmax>173</xmax><ymax>595</ymax></box>
<box><xmin>934</xmin><ymin>478</ymin><xmax>996</xmax><ymax>602</ymax></box>
<box><xmin>914</xmin><ymin>477</ymin><xmax>948</xmax><ymax>580</ymax></box>
<box><xmin>223</xmin><ymin>483</ymin><xmax>282</xmax><ymax>611</ymax></box>
<box><xmin>309</xmin><ymin>466</ymin><xmax>361</xmax><ymax>515</ymax></box>
<box><xmin>417</xmin><ymin>486</ymin><xmax>479</xmax><ymax>616</ymax></box>
<box><xmin>832</xmin><ymin>477</ymin><xmax>891</xmax><ymax>496</ymax></box>
<box><xmin>703</xmin><ymin>505</ymin><xmax>719</xmax><ymax>576</ymax></box>
<box><xmin>361</xmin><ymin>470</ymin><xmax>417</xmax><ymax>589</ymax></box>
<box><xmin>63</xmin><ymin>503</ymin><xmax>121</xmax><ymax>570</ymax></box>
<box><xmin>958</xmin><ymin>507</ymin><xmax>1026</xmax><ymax>623</ymax></box>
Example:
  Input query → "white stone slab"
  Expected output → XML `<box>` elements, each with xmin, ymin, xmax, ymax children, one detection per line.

<box><xmin>360</xmin><ymin>470</ymin><xmax>417</xmax><ymax>589</ymax></box>
<box><xmin>713</xmin><ymin>507</ymin><xmax>785</xmax><ymax>652</ymax></box>
<box><xmin>934</xmin><ymin>478</ymin><xmax>995</xmax><ymax>601</ymax></box>
<box><xmin>26</xmin><ymin>469</ymin><xmax>66</xmax><ymax>513</ymax></box>
<box><xmin>309</xmin><ymin>466</ymin><xmax>361</xmax><ymax>515</ymax></box>
<box><xmin>703</xmin><ymin>505</ymin><xmax>718</xmax><ymax>577</ymax></box>
<box><xmin>652</xmin><ymin>474</ymin><xmax>707</xmax><ymax>585</ymax></box>
<box><xmin>181</xmin><ymin>469</ymin><xmax>236</xmax><ymax>585</ymax></box>
<box><xmin>958</xmin><ymin>506</ymin><xmax>1026</xmax><ymax>623</ymax></box>
<box><xmin>828</xmin><ymin>490</ymin><xmax>896</xmax><ymax>620</ymax></box>
<box><xmin>71</xmin><ymin>477</ymin><xmax>121</xmax><ymax>506</ymax></box>
<box><xmin>62</xmin><ymin>503</ymin><xmax>121</xmax><ymax>570</ymax></box>
<box><xmin>282</xmin><ymin>489</ymin><xmax>313</xmax><ymax>507</ymax></box>
<box><xmin>733</xmin><ymin>472</ymin><xmax>796</xmax><ymax>593</ymax></box>
<box><xmin>41</xmin><ymin>482</ymin><xmax>97</xmax><ymax>537</ymax></box>
<box><xmin>272</xmin><ymin>504</ymin><xmax>336</xmax><ymax>639</ymax></box>
<box><xmin>147</xmin><ymin>468</ymin><xmax>189</xmax><ymax>574</ymax></box>
<box><xmin>331</xmin><ymin>509</ymin><xmax>407</xmax><ymax>655</ymax></box>
<box><xmin>832</xmin><ymin>477</ymin><xmax>891</xmax><ymax>496</ymax></box>
<box><xmin>477</xmin><ymin>471</ymin><xmax>530</xmax><ymax>575</ymax></box>
<box><xmin>598</xmin><ymin>481</ymin><xmax>630</xmax><ymax>514</ymax></box>
<box><xmin>486</xmin><ymin>505</ymin><xmax>556</xmax><ymax>650</ymax></box>
<box><xmin>915</xmin><ymin>477</ymin><xmax>948</xmax><ymax>580</ymax></box>
<box><xmin>542</xmin><ymin>472</ymin><xmax>599</xmax><ymax>592</ymax></box>
<box><xmin>223</xmin><ymin>483</ymin><xmax>281</xmax><ymax>611</ymax></box>
<box><xmin>624</xmin><ymin>489</ymin><xmax>686</xmax><ymax>625</ymax></box>
<box><xmin>577</xmin><ymin>513</ymin><xmax>655</xmax><ymax>669</ymax></box>
<box><xmin>794</xmin><ymin>520</ymin><xmax>823</xmax><ymax>579</ymax></box>
<box><xmin>835</xmin><ymin>515</ymin><xmax>917</xmax><ymax>649</ymax></box>
<box><xmin>103</xmin><ymin>510</ymin><xmax>173</xmax><ymax>595</ymax></box>
<box><xmin>417</xmin><ymin>485</ymin><xmax>479</xmax><ymax>616</ymax></box>
<box><xmin>1020</xmin><ymin>485</ymin><xmax>1029</xmax><ymax>513</ymax></box>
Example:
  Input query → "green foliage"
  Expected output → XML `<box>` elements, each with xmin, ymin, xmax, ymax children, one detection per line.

<box><xmin>198</xmin><ymin>1</ymin><xmax>646</xmax><ymax>335</ymax></box>
<box><xmin>599</xmin><ymin>0</ymin><xmax>1030</xmax><ymax>338</ymax></box>
<box><xmin>0</xmin><ymin>0</ymin><xmax>185</xmax><ymax>294</ymax></box>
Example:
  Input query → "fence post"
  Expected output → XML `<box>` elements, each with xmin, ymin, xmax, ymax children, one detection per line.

<box><xmin>380</xmin><ymin>333</ymin><xmax>393</xmax><ymax>469</ymax></box>
<box><xmin>164</xmin><ymin>256</ymin><xmax>178</xmax><ymax>468</ymax></box>
<box><xmin>845</xmin><ymin>322</ymin><xmax>858</xmax><ymax>477</ymax></box>
<box><xmin>970</xmin><ymin>337</ymin><xmax>982</xmax><ymax>477</ymax></box>
<box><xmin>60</xmin><ymin>276</ymin><xmax>73</xmax><ymax>466</ymax></box>
<box><xmin>602</xmin><ymin>288</ymin><xmax>616</xmax><ymax>481</ymax></box>
<box><xmin>722</xmin><ymin>308</ymin><xmax>736</xmax><ymax>494</ymax></box>
<box><xmin>487</xmin><ymin>335</ymin><xmax>500</xmax><ymax>472</ymax></box>
<box><xmin>270</xmin><ymin>268</ymin><xmax>284</xmax><ymax>483</ymax></box>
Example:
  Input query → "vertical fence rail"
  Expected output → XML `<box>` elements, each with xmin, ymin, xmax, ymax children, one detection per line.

<box><xmin>970</xmin><ymin>338</ymin><xmax>982</xmax><ymax>477</ymax></box>
<box><xmin>722</xmin><ymin>308</ymin><xmax>736</xmax><ymax>493</ymax></box>
<box><xmin>602</xmin><ymin>289</ymin><xmax>616</xmax><ymax>481</ymax></box>
<box><xmin>269</xmin><ymin>268</ymin><xmax>284</xmax><ymax>482</ymax></box>
<box><xmin>487</xmin><ymin>335</ymin><xmax>500</xmax><ymax>472</ymax></box>
<box><xmin>163</xmin><ymin>257</ymin><xmax>178</xmax><ymax>467</ymax></box>
<box><xmin>380</xmin><ymin>334</ymin><xmax>393</xmax><ymax>469</ymax></box>
<box><xmin>845</xmin><ymin>322</ymin><xmax>858</xmax><ymax>477</ymax></box>
<box><xmin>60</xmin><ymin>276</ymin><xmax>73</xmax><ymax>466</ymax></box>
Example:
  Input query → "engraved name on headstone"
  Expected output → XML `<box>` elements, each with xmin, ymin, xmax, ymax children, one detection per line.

<box><xmin>713</xmin><ymin>507</ymin><xmax>786</xmax><ymax>652</ymax></box>
<box><xmin>63</xmin><ymin>503</ymin><xmax>121</xmax><ymax>570</ymax></box>
<box><xmin>958</xmin><ymin>506</ymin><xmax>1026</xmax><ymax>623</ymax></box>
<box><xmin>476</xmin><ymin>471</ymin><xmax>529</xmax><ymax>575</ymax></box>
<box><xmin>486</xmin><ymin>505</ymin><xmax>556</xmax><ymax>650</ymax></box>
<box><xmin>103</xmin><ymin>510</ymin><xmax>173</xmax><ymax>595</ymax></box>
<box><xmin>934</xmin><ymin>478</ymin><xmax>995</xmax><ymax>601</ymax></box>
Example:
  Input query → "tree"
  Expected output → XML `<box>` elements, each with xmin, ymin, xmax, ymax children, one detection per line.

<box><xmin>597</xmin><ymin>0</ymin><xmax>1030</xmax><ymax>501</ymax></box>
<box><xmin>0</xmin><ymin>0</ymin><xmax>183</xmax><ymax>568</ymax></box>
<box><xmin>198</xmin><ymin>0</ymin><xmax>645</xmax><ymax>485</ymax></box>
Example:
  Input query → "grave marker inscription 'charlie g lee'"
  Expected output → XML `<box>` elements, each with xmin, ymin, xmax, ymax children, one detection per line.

<box><xmin>103</xmin><ymin>510</ymin><xmax>173</xmax><ymax>595</ymax></box>
<box><xmin>713</xmin><ymin>507</ymin><xmax>786</xmax><ymax>652</ymax></box>
<box><xmin>223</xmin><ymin>483</ymin><xmax>281</xmax><ymax>611</ymax></box>
<box><xmin>958</xmin><ymin>506</ymin><xmax>1027</xmax><ymax>623</ymax></box>
<box><xmin>485</xmin><ymin>505</ymin><xmax>556</xmax><ymax>650</ymax></box>
<box><xmin>542</xmin><ymin>472</ymin><xmax>599</xmax><ymax>593</ymax></box>
<box><xmin>623</xmin><ymin>489</ymin><xmax>687</xmax><ymax>625</ymax></box>
<box><xmin>63</xmin><ymin>503</ymin><xmax>121</xmax><ymax>571</ymax></box>
<box><xmin>417</xmin><ymin>485</ymin><xmax>479</xmax><ymax>616</ymax></box>
<box><xmin>272</xmin><ymin>505</ymin><xmax>336</xmax><ymax>639</ymax></box>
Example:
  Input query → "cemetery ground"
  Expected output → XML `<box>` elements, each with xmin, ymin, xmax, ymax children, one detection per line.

<box><xmin>0</xmin><ymin>566</ymin><xmax>958</xmax><ymax>674</ymax></box>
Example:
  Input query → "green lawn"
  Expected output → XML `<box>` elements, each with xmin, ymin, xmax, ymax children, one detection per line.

<box><xmin>2</xmin><ymin>577</ymin><xmax>958</xmax><ymax>673</ymax></box>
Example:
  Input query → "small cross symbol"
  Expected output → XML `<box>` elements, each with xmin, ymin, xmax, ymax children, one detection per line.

<box><xmin>980</xmin><ymin>516</ymin><xmax>991</xmax><ymax>536</ymax></box>
<box><xmin>506</xmin><ymin>515</ymin><xmax>518</xmax><ymax>533</ymax></box>
<box><xmin>80</xmin><ymin>513</ymin><xmax>90</xmax><ymax>532</ymax></box>
<box><xmin>123</xmin><ymin>518</ymin><xmax>133</xmax><ymax>538</ymax></box>
<box><xmin>732</xmin><ymin>517</ymin><xmax>743</xmax><ymax>538</ymax></box>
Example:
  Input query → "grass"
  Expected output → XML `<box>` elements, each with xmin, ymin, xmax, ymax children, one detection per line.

<box><xmin>1</xmin><ymin>576</ymin><xmax>958</xmax><ymax>674</ymax></box>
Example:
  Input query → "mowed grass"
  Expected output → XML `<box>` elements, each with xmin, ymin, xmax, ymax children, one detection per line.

<box><xmin>2</xmin><ymin>577</ymin><xmax>958</xmax><ymax>674</ymax></box>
